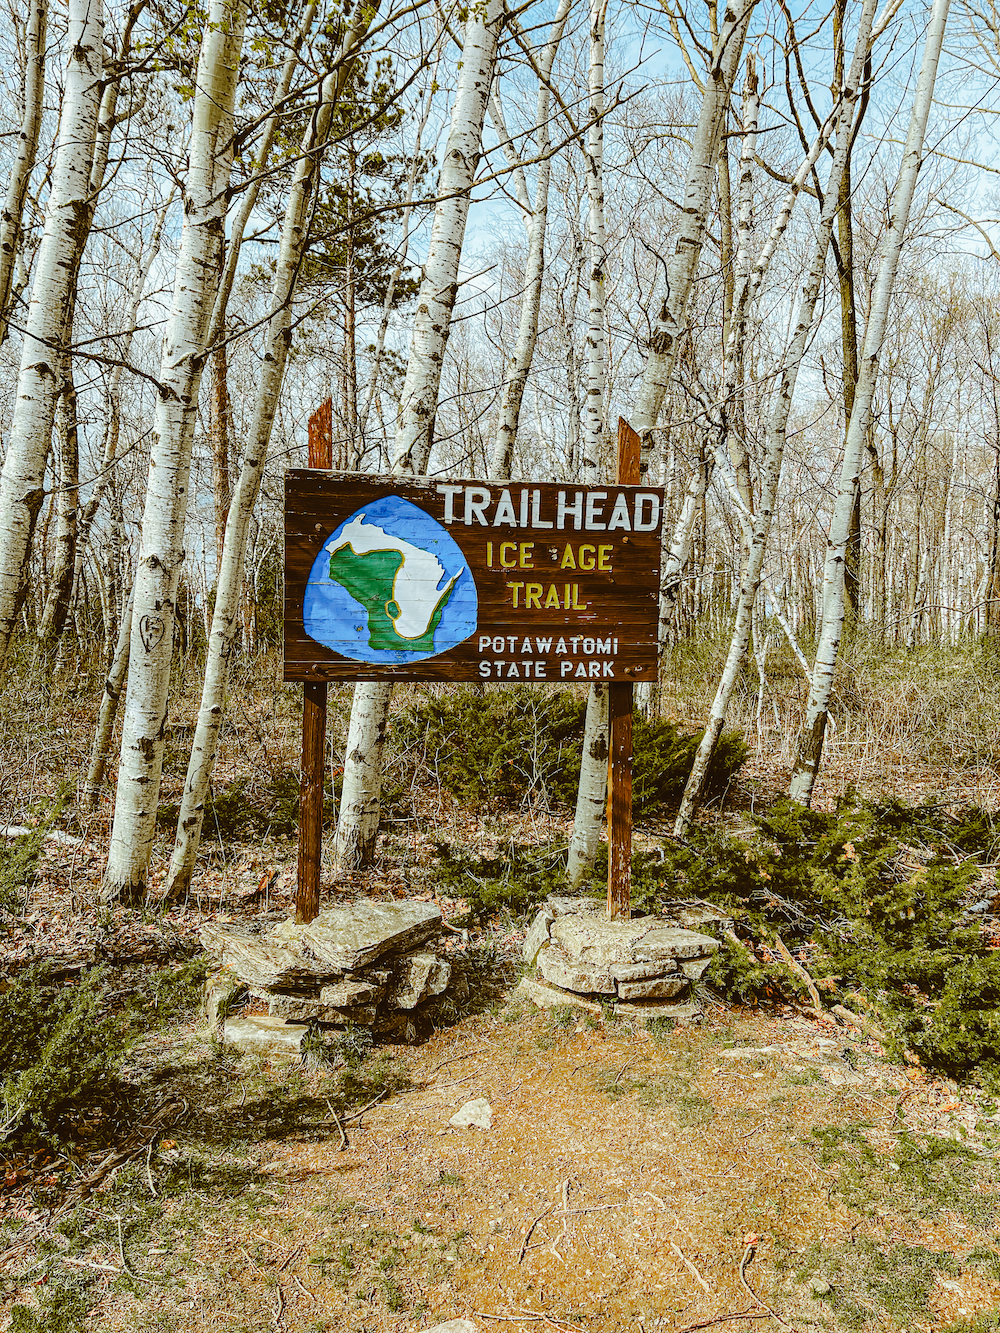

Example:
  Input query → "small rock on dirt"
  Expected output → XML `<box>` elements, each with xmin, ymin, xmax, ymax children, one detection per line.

<box><xmin>222</xmin><ymin>1015</ymin><xmax>310</xmax><ymax>1057</ymax></box>
<box><xmin>425</xmin><ymin>1320</ymin><xmax>479</xmax><ymax>1333</ymax></box>
<box><xmin>449</xmin><ymin>1098</ymin><xmax>493</xmax><ymax>1129</ymax></box>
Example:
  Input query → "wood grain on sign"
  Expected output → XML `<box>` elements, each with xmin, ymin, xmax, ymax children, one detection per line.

<box><xmin>284</xmin><ymin>471</ymin><xmax>664</xmax><ymax>683</ymax></box>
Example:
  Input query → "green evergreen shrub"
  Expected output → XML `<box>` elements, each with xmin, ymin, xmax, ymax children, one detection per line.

<box><xmin>0</xmin><ymin>958</ymin><xmax>207</xmax><ymax>1144</ymax></box>
<box><xmin>0</xmin><ymin>792</ymin><xmax>66</xmax><ymax>914</ymax></box>
<box><xmin>394</xmin><ymin>686</ymin><xmax>746</xmax><ymax>812</ymax></box>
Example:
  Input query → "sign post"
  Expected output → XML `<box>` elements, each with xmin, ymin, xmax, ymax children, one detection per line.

<box><xmin>607</xmin><ymin>417</ymin><xmax>642</xmax><ymax>918</ymax></box>
<box><xmin>296</xmin><ymin>399</ymin><xmax>333</xmax><ymax>925</ymax></box>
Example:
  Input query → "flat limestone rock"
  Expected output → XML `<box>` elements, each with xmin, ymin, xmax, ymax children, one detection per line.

<box><xmin>546</xmin><ymin>895</ymin><xmax>604</xmax><ymax>916</ymax></box>
<box><xmin>293</xmin><ymin>899</ymin><xmax>442</xmax><ymax>972</ymax></box>
<box><xmin>393</xmin><ymin>950</ymin><xmax>451</xmax><ymax>1009</ymax></box>
<box><xmin>514</xmin><ymin>977</ymin><xmax>603</xmax><ymax>1015</ymax></box>
<box><xmin>550</xmin><ymin>915</ymin><xmax>719</xmax><ymax>965</ymax></box>
<box><xmin>425</xmin><ymin>1322</ymin><xmax>479</xmax><ymax>1333</ymax></box>
<box><xmin>449</xmin><ymin>1098</ymin><xmax>493</xmax><ymax>1129</ymax></box>
<box><xmin>267</xmin><ymin>993</ymin><xmax>378</xmax><ymax>1025</ymax></box>
<box><xmin>664</xmin><ymin>898</ymin><xmax>734</xmax><ymax>934</ymax></box>
<box><xmin>537</xmin><ymin>942</ymin><xmax>615</xmax><ymax>994</ymax></box>
<box><xmin>679</xmin><ymin>955</ymin><xmax>714</xmax><ymax>982</ymax></box>
<box><xmin>613</xmin><ymin>999</ymin><xmax>701</xmax><ymax>1022</ymax></box>
<box><xmin>319</xmin><ymin>976</ymin><xmax>385</xmax><ymax>1007</ymax></box>
<box><xmin>616</xmin><ymin>974</ymin><xmax>688</xmax><ymax>1000</ymax></box>
<box><xmin>609</xmin><ymin>959</ymin><xmax>678</xmax><ymax>982</ymax></box>
<box><xmin>223</xmin><ymin>1015</ymin><xmax>310</xmax><ymax>1056</ymax></box>
<box><xmin>200</xmin><ymin>923</ymin><xmax>328</xmax><ymax>989</ymax></box>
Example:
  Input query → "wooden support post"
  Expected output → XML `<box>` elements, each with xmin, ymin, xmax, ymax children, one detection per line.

<box><xmin>607</xmin><ymin>416</ymin><xmax>641</xmax><ymax>919</ymax></box>
<box><xmin>296</xmin><ymin>399</ymin><xmax>333</xmax><ymax>925</ymax></box>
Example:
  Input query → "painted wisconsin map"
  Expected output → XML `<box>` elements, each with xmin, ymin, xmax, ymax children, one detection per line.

<box><xmin>301</xmin><ymin>496</ymin><xmax>478</xmax><ymax>664</ymax></box>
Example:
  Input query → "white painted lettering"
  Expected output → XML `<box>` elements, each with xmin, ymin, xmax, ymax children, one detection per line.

<box><xmin>507</xmin><ymin>635</ymin><xmax>517</xmax><ymax>652</ymax></box>
<box><xmin>508</xmin><ymin>663</ymin><xmax>520</xmax><ymax>678</ymax></box>
<box><xmin>582</xmin><ymin>637</ymin><xmax>595</xmax><ymax>654</ymax></box>
<box><xmin>560</xmin><ymin>661</ymin><xmax>573</xmax><ymax>677</ymax></box>
<box><xmin>493</xmin><ymin>488</ymin><xmax>517</xmax><ymax>526</ymax></box>
<box><xmin>602</xmin><ymin>661</ymin><xmax>615</xmax><ymax>676</ymax></box>
<box><xmin>437</xmin><ymin>484</ymin><xmax>463</xmax><ymax>523</ymax></box>
<box><xmin>596</xmin><ymin>637</ymin><xmax>611</xmax><ymax>653</ymax></box>
<box><xmin>464</xmin><ymin>486</ymin><xmax>491</xmax><ymax>525</ymax></box>
<box><xmin>555</xmin><ymin>637</ymin><xmax>568</xmax><ymax>654</ymax></box>
<box><xmin>519</xmin><ymin>489</ymin><xmax>530</xmax><ymax>526</ymax></box>
<box><xmin>607</xmin><ymin>492</ymin><xmax>631</xmax><ymax>531</ymax></box>
<box><xmin>585</xmin><ymin>491</ymin><xmax>608</xmax><ymax>530</ymax></box>
<box><xmin>478</xmin><ymin>635</ymin><xmax>491</xmax><ymax>652</ymax></box>
<box><xmin>536</xmin><ymin>637</ymin><xmax>552</xmax><ymax>652</ymax></box>
<box><xmin>557</xmin><ymin>490</ymin><xmax>584</xmax><ymax>530</ymax></box>
<box><xmin>492</xmin><ymin>635</ymin><xmax>505</xmax><ymax>652</ymax></box>
<box><xmin>571</xmin><ymin>637</ymin><xmax>581</xmax><ymax>652</ymax></box>
<box><xmin>535</xmin><ymin>661</ymin><xmax>546</xmax><ymax>678</ymax></box>
<box><xmin>588</xmin><ymin>661</ymin><xmax>601</xmax><ymax>678</ymax></box>
<box><xmin>574</xmin><ymin>662</ymin><xmax>588</xmax><ymax>678</ymax></box>
<box><xmin>479</xmin><ymin>661</ymin><xmax>491</xmax><ymax>677</ymax></box>
<box><xmin>633</xmin><ymin>492</ymin><xmax>661</xmax><ymax>531</ymax></box>
<box><xmin>531</xmin><ymin>489</ymin><xmax>553</xmax><ymax>528</ymax></box>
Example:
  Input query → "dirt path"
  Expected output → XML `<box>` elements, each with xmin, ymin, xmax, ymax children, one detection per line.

<box><xmin>35</xmin><ymin>999</ymin><xmax>995</xmax><ymax>1333</ymax></box>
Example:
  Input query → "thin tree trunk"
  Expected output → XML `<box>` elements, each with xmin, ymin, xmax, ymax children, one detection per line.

<box><xmin>165</xmin><ymin>12</ymin><xmax>380</xmax><ymax>900</ymax></box>
<box><xmin>0</xmin><ymin>0</ymin><xmax>103</xmax><ymax>672</ymax></box>
<box><xmin>36</xmin><ymin>359</ymin><xmax>78</xmax><ymax>653</ymax></box>
<box><xmin>789</xmin><ymin>0</ymin><xmax>951</xmax><ymax>804</ymax></box>
<box><xmin>0</xmin><ymin>0</ymin><xmax>47</xmax><ymax>346</ymax></box>
<box><xmin>336</xmin><ymin>0</ymin><xmax>505</xmax><ymax>870</ymax></box>
<box><xmin>566</xmin><ymin>683</ymin><xmax>609</xmax><ymax>889</ymax></box>
<box><xmin>489</xmin><ymin>0</ymin><xmax>571</xmax><ymax>479</ymax></box>
<box><xmin>104</xmin><ymin>0</ymin><xmax>247</xmax><ymax>903</ymax></box>
<box><xmin>580</xmin><ymin>0</ymin><xmax>607</xmax><ymax>483</ymax></box>
<box><xmin>81</xmin><ymin>584</ymin><xmax>134</xmax><ymax>810</ymax></box>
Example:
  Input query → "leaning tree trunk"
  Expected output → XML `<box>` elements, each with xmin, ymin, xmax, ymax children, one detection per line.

<box><xmin>789</xmin><ymin>0</ymin><xmax>951</xmax><ymax>805</ymax></box>
<box><xmin>166</xmin><ymin>8</ymin><xmax>379</xmax><ymax>901</ymax></box>
<box><xmin>81</xmin><ymin>584</ymin><xmax>134</xmax><ymax>811</ymax></box>
<box><xmin>0</xmin><ymin>0</ymin><xmax>47</xmax><ymax>346</ymax></box>
<box><xmin>104</xmin><ymin>0</ymin><xmax>247</xmax><ymax>903</ymax></box>
<box><xmin>0</xmin><ymin>0</ymin><xmax>103</xmax><ymax>673</ymax></box>
<box><xmin>336</xmin><ymin>0</ymin><xmax>504</xmax><ymax>870</ymax></box>
<box><xmin>675</xmin><ymin>0</ymin><xmax>880</xmax><ymax>833</ymax></box>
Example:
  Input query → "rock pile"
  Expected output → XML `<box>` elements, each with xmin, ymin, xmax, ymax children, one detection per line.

<box><xmin>200</xmin><ymin>898</ymin><xmax>460</xmax><ymax>1054</ymax></box>
<box><xmin>517</xmin><ymin>895</ymin><xmax>725</xmax><ymax>1021</ymax></box>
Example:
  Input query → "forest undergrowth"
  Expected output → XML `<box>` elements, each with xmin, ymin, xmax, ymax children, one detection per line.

<box><xmin>3</xmin><ymin>636</ymin><xmax>1000</xmax><ymax>1330</ymax></box>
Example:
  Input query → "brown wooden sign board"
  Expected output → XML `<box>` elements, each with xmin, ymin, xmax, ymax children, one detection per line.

<box><xmin>285</xmin><ymin>471</ymin><xmax>664</xmax><ymax>684</ymax></box>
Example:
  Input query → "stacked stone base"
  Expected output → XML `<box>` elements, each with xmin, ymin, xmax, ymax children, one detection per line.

<box><xmin>200</xmin><ymin>899</ymin><xmax>462</xmax><ymax>1055</ymax></box>
<box><xmin>517</xmin><ymin>895</ymin><xmax>724</xmax><ymax>1021</ymax></box>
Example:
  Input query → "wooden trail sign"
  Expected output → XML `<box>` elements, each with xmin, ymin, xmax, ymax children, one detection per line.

<box><xmin>284</xmin><ymin>471</ymin><xmax>664</xmax><ymax>684</ymax></box>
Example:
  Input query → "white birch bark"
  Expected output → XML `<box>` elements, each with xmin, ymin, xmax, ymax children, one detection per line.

<box><xmin>390</xmin><ymin>0</ymin><xmax>504</xmax><ymax>474</ymax></box>
<box><xmin>580</xmin><ymin>0</ymin><xmax>607</xmax><ymax>483</ymax></box>
<box><xmin>81</xmin><ymin>583</ymin><xmax>134</xmax><ymax>811</ymax></box>
<box><xmin>166</xmin><ymin>8</ymin><xmax>378</xmax><ymax>899</ymax></box>
<box><xmin>489</xmin><ymin>0</ymin><xmax>572</xmax><ymax>479</ymax></box>
<box><xmin>566</xmin><ymin>682</ymin><xmax>609</xmax><ymax>888</ymax></box>
<box><xmin>0</xmin><ymin>0</ymin><xmax>103</xmax><ymax>672</ymax></box>
<box><xmin>789</xmin><ymin>0</ymin><xmax>951</xmax><ymax>805</ymax></box>
<box><xmin>675</xmin><ymin>0</ymin><xmax>880</xmax><ymax>834</ymax></box>
<box><xmin>630</xmin><ymin>2</ymin><xmax>753</xmax><ymax>458</ymax></box>
<box><xmin>104</xmin><ymin>0</ymin><xmax>247</xmax><ymax>902</ymax></box>
<box><xmin>0</xmin><ymin>0</ymin><xmax>47</xmax><ymax>345</ymax></box>
<box><xmin>337</xmin><ymin>0</ymin><xmax>505</xmax><ymax>870</ymax></box>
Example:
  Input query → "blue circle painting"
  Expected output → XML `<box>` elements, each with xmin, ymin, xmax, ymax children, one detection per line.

<box><xmin>302</xmin><ymin>496</ymin><xmax>479</xmax><ymax>664</ymax></box>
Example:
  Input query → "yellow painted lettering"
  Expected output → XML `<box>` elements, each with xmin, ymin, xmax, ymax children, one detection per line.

<box><xmin>525</xmin><ymin>583</ymin><xmax>543</xmax><ymax>609</ymax></box>
<box><xmin>519</xmin><ymin>542</ymin><xmax>535</xmax><ymax>568</ymax></box>
<box><xmin>560</xmin><ymin>544</ymin><xmax>577</xmax><ymax>570</ymax></box>
<box><xmin>572</xmin><ymin>584</ymin><xmax>588</xmax><ymax>609</ymax></box>
<box><xmin>509</xmin><ymin>582</ymin><xmax>524</xmax><ymax>607</ymax></box>
<box><xmin>500</xmin><ymin>541</ymin><xmax>518</xmax><ymax>568</ymax></box>
<box><xmin>579</xmin><ymin>544</ymin><xmax>596</xmax><ymax>571</ymax></box>
<box><xmin>544</xmin><ymin>584</ymin><xmax>562</xmax><ymax>609</ymax></box>
<box><xmin>486</xmin><ymin>541</ymin><xmax>493</xmax><ymax>565</ymax></box>
<box><xmin>598</xmin><ymin>544</ymin><xmax>613</xmax><ymax>571</ymax></box>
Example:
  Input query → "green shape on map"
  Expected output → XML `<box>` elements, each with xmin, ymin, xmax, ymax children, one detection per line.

<box><xmin>328</xmin><ymin>545</ymin><xmax>457</xmax><ymax>652</ymax></box>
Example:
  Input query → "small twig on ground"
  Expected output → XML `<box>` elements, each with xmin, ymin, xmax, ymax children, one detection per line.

<box><xmin>60</xmin><ymin>1256</ymin><xmax>122</xmax><ymax>1275</ymax></box>
<box><xmin>292</xmin><ymin>1273</ymin><xmax>316</xmax><ymax>1303</ymax></box>
<box><xmin>613</xmin><ymin>1061</ymin><xmax>633</xmax><ymax>1085</ymax></box>
<box><xmin>474</xmin><ymin>1313</ymin><xmax>584</xmax><ymax>1332</ymax></box>
<box><xmin>326</xmin><ymin>1100</ymin><xmax>348</xmax><ymax>1151</ymax></box>
<box><xmin>271</xmin><ymin>1282</ymin><xmax>285</xmax><ymax>1332</ymax></box>
<box><xmin>831</xmin><ymin>1003</ymin><xmax>885</xmax><ymax>1040</ymax></box>
<box><xmin>277</xmin><ymin>1243</ymin><xmax>304</xmax><ymax>1273</ymax></box>
<box><xmin>116</xmin><ymin>1215</ymin><xmax>152</xmax><ymax>1284</ymax></box>
<box><xmin>672</xmin><ymin>1240</ymin><xmax>713</xmax><ymax>1293</ymax></box>
<box><xmin>144</xmin><ymin>1140</ymin><xmax>157</xmax><ymax>1198</ymax></box>
<box><xmin>517</xmin><ymin>1204</ymin><xmax>554</xmax><ymax>1263</ymax></box>
<box><xmin>677</xmin><ymin>1309</ymin><xmax>772</xmax><ymax>1332</ymax></box>
<box><xmin>773</xmin><ymin>935</ymin><xmax>822</xmax><ymax>1010</ymax></box>
<box><xmin>739</xmin><ymin>1245</ymin><xmax>795</xmax><ymax>1332</ymax></box>
<box><xmin>341</xmin><ymin>1089</ymin><xmax>392</xmax><ymax>1123</ymax></box>
<box><xmin>432</xmin><ymin>1048</ymin><xmax>483</xmax><ymax>1073</ymax></box>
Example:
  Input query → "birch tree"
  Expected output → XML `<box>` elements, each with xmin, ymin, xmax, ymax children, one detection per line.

<box><xmin>580</xmin><ymin>0</ymin><xmax>608</xmax><ymax>483</ymax></box>
<box><xmin>104</xmin><ymin>0</ymin><xmax>248</xmax><ymax>902</ymax></box>
<box><xmin>335</xmin><ymin>0</ymin><xmax>505</xmax><ymax>869</ymax></box>
<box><xmin>789</xmin><ymin>0</ymin><xmax>951</xmax><ymax>805</ymax></box>
<box><xmin>165</xmin><ymin>5</ymin><xmax>381</xmax><ymax>899</ymax></box>
<box><xmin>0</xmin><ymin>0</ymin><xmax>47</xmax><ymax>346</ymax></box>
<box><xmin>0</xmin><ymin>0</ymin><xmax>103</xmax><ymax>673</ymax></box>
